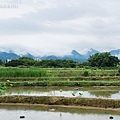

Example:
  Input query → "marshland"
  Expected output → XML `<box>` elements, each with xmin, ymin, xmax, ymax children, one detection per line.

<box><xmin>0</xmin><ymin>57</ymin><xmax>119</xmax><ymax>119</ymax></box>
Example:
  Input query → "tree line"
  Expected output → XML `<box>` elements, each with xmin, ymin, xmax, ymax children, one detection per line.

<box><xmin>0</xmin><ymin>52</ymin><xmax>119</xmax><ymax>68</ymax></box>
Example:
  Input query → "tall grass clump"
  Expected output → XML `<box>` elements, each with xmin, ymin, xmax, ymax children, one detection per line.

<box><xmin>0</xmin><ymin>68</ymin><xmax>46</xmax><ymax>77</ymax></box>
<box><xmin>118</xmin><ymin>67</ymin><xmax>120</xmax><ymax>74</ymax></box>
<box><xmin>82</xmin><ymin>71</ymin><xmax>89</xmax><ymax>77</ymax></box>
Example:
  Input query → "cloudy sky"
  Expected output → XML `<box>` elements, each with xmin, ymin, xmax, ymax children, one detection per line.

<box><xmin>0</xmin><ymin>0</ymin><xmax>120</xmax><ymax>56</ymax></box>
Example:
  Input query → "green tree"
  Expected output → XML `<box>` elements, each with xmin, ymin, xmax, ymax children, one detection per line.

<box><xmin>0</xmin><ymin>59</ymin><xmax>3</xmax><ymax>65</ymax></box>
<box><xmin>5</xmin><ymin>57</ymin><xmax>38</xmax><ymax>67</ymax></box>
<box><xmin>35</xmin><ymin>59</ymin><xmax>78</xmax><ymax>68</ymax></box>
<box><xmin>88</xmin><ymin>52</ymin><xmax>119</xmax><ymax>67</ymax></box>
<box><xmin>19</xmin><ymin>57</ymin><xmax>36</xmax><ymax>66</ymax></box>
<box><xmin>5</xmin><ymin>60</ymin><xmax>23</xmax><ymax>67</ymax></box>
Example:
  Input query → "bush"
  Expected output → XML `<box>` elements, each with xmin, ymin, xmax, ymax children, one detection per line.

<box><xmin>118</xmin><ymin>67</ymin><xmax>120</xmax><ymax>74</ymax></box>
<box><xmin>82</xmin><ymin>71</ymin><xmax>89</xmax><ymax>77</ymax></box>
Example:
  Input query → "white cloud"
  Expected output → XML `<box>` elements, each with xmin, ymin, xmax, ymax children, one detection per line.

<box><xmin>0</xmin><ymin>0</ymin><xmax>120</xmax><ymax>55</ymax></box>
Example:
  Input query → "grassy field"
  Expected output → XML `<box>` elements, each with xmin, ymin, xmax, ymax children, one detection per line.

<box><xmin>0</xmin><ymin>67</ymin><xmax>119</xmax><ymax>109</ymax></box>
<box><xmin>0</xmin><ymin>67</ymin><xmax>119</xmax><ymax>87</ymax></box>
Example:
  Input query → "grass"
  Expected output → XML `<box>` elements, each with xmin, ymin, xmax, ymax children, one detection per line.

<box><xmin>0</xmin><ymin>67</ymin><xmax>119</xmax><ymax>87</ymax></box>
<box><xmin>0</xmin><ymin>95</ymin><xmax>119</xmax><ymax>108</ymax></box>
<box><xmin>0</xmin><ymin>67</ymin><xmax>119</xmax><ymax>110</ymax></box>
<box><xmin>0</xmin><ymin>80</ymin><xmax>119</xmax><ymax>87</ymax></box>
<box><xmin>0</xmin><ymin>68</ymin><xmax>46</xmax><ymax>77</ymax></box>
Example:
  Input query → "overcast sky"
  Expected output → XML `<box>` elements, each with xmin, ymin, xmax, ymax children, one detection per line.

<box><xmin>0</xmin><ymin>0</ymin><xmax>120</xmax><ymax>56</ymax></box>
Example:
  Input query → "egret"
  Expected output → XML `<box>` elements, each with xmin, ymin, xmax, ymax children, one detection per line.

<box><xmin>71</xmin><ymin>91</ymin><xmax>75</xmax><ymax>96</ymax></box>
<box><xmin>79</xmin><ymin>92</ymin><xmax>83</xmax><ymax>95</ymax></box>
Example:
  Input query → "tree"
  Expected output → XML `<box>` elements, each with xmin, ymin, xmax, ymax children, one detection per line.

<box><xmin>35</xmin><ymin>59</ymin><xmax>78</xmax><ymax>68</ymax></box>
<box><xmin>19</xmin><ymin>57</ymin><xmax>36</xmax><ymax>66</ymax></box>
<box><xmin>5</xmin><ymin>60</ymin><xmax>23</xmax><ymax>67</ymax></box>
<box><xmin>5</xmin><ymin>57</ymin><xmax>37</xmax><ymax>67</ymax></box>
<box><xmin>0</xmin><ymin>59</ymin><xmax>3</xmax><ymax>65</ymax></box>
<box><xmin>88</xmin><ymin>52</ymin><xmax>119</xmax><ymax>67</ymax></box>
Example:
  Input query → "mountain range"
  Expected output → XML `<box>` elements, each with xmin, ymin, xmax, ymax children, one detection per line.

<box><xmin>0</xmin><ymin>46</ymin><xmax>120</xmax><ymax>62</ymax></box>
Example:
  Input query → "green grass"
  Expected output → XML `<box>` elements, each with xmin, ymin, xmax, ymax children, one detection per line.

<box><xmin>0</xmin><ymin>80</ymin><xmax>119</xmax><ymax>87</ymax></box>
<box><xmin>0</xmin><ymin>67</ymin><xmax>119</xmax><ymax>87</ymax></box>
<box><xmin>0</xmin><ymin>68</ymin><xmax>46</xmax><ymax>77</ymax></box>
<box><xmin>0</xmin><ymin>67</ymin><xmax>118</xmax><ymax>78</ymax></box>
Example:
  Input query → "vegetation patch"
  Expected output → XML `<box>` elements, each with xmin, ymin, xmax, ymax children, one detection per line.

<box><xmin>0</xmin><ymin>68</ymin><xmax>46</xmax><ymax>77</ymax></box>
<box><xmin>1</xmin><ymin>81</ymin><xmax>119</xmax><ymax>87</ymax></box>
<box><xmin>0</xmin><ymin>67</ymin><xmax>119</xmax><ymax>87</ymax></box>
<box><xmin>0</xmin><ymin>96</ymin><xmax>119</xmax><ymax>108</ymax></box>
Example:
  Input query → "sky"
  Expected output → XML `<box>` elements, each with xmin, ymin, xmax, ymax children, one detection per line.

<box><xmin>0</xmin><ymin>0</ymin><xmax>120</xmax><ymax>56</ymax></box>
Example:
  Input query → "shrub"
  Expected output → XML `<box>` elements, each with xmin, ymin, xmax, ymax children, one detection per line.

<box><xmin>118</xmin><ymin>67</ymin><xmax>120</xmax><ymax>74</ymax></box>
<box><xmin>82</xmin><ymin>71</ymin><xmax>89</xmax><ymax>77</ymax></box>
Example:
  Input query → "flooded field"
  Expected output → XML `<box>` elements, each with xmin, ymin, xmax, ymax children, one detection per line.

<box><xmin>5</xmin><ymin>86</ymin><xmax>120</xmax><ymax>99</ymax></box>
<box><xmin>0</xmin><ymin>105</ymin><xmax>119</xmax><ymax>120</ymax></box>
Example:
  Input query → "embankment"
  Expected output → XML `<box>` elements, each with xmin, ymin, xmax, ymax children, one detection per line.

<box><xmin>0</xmin><ymin>95</ymin><xmax>119</xmax><ymax>109</ymax></box>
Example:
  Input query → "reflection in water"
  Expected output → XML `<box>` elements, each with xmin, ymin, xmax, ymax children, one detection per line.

<box><xmin>5</xmin><ymin>87</ymin><xmax>120</xmax><ymax>99</ymax></box>
<box><xmin>0</xmin><ymin>105</ymin><xmax>119</xmax><ymax>120</ymax></box>
<box><xmin>89</xmin><ymin>91</ymin><xmax>120</xmax><ymax>98</ymax></box>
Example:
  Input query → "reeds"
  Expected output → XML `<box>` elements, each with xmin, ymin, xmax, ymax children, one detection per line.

<box><xmin>0</xmin><ymin>68</ymin><xmax>46</xmax><ymax>77</ymax></box>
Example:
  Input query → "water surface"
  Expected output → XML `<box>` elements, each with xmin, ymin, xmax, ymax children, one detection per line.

<box><xmin>0</xmin><ymin>105</ymin><xmax>119</xmax><ymax>120</ymax></box>
<box><xmin>5</xmin><ymin>86</ymin><xmax>120</xmax><ymax>99</ymax></box>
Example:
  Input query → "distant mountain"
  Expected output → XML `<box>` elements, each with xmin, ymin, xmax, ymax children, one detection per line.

<box><xmin>84</xmin><ymin>48</ymin><xmax>100</xmax><ymax>58</ymax></box>
<box><xmin>63</xmin><ymin>50</ymin><xmax>86</xmax><ymax>62</ymax></box>
<box><xmin>21</xmin><ymin>53</ymin><xmax>34</xmax><ymax>58</ymax></box>
<box><xmin>0</xmin><ymin>46</ymin><xmax>119</xmax><ymax>62</ymax></box>
<box><xmin>41</xmin><ymin>55</ymin><xmax>61</xmax><ymax>60</ymax></box>
<box><xmin>110</xmin><ymin>49</ymin><xmax>120</xmax><ymax>58</ymax></box>
<box><xmin>0</xmin><ymin>45</ymin><xmax>41</xmax><ymax>57</ymax></box>
<box><xmin>0</xmin><ymin>51</ymin><xmax>34</xmax><ymax>62</ymax></box>
<box><xmin>41</xmin><ymin>50</ymin><xmax>86</xmax><ymax>62</ymax></box>
<box><xmin>71</xmin><ymin>50</ymin><xmax>82</xmax><ymax>57</ymax></box>
<box><xmin>0</xmin><ymin>52</ymin><xmax>19</xmax><ymax>61</ymax></box>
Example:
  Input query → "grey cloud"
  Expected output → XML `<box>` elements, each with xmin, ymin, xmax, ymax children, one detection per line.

<box><xmin>0</xmin><ymin>18</ymin><xmax>45</xmax><ymax>35</ymax></box>
<box><xmin>0</xmin><ymin>0</ymin><xmax>110</xmax><ymax>35</ymax></box>
<box><xmin>88</xmin><ymin>17</ymin><xmax>120</xmax><ymax>37</ymax></box>
<box><xmin>0</xmin><ymin>14</ymin><xmax>85</xmax><ymax>35</ymax></box>
<box><xmin>26</xmin><ymin>1</ymin><xmax>109</xmax><ymax>21</ymax></box>
<box><xmin>0</xmin><ymin>0</ymin><xmax>120</xmax><ymax>52</ymax></box>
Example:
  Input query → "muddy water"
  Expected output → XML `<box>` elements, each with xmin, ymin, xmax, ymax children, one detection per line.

<box><xmin>0</xmin><ymin>105</ymin><xmax>119</xmax><ymax>120</ymax></box>
<box><xmin>5</xmin><ymin>87</ymin><xmax>120</xmax><ymax>99</ymax></box>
